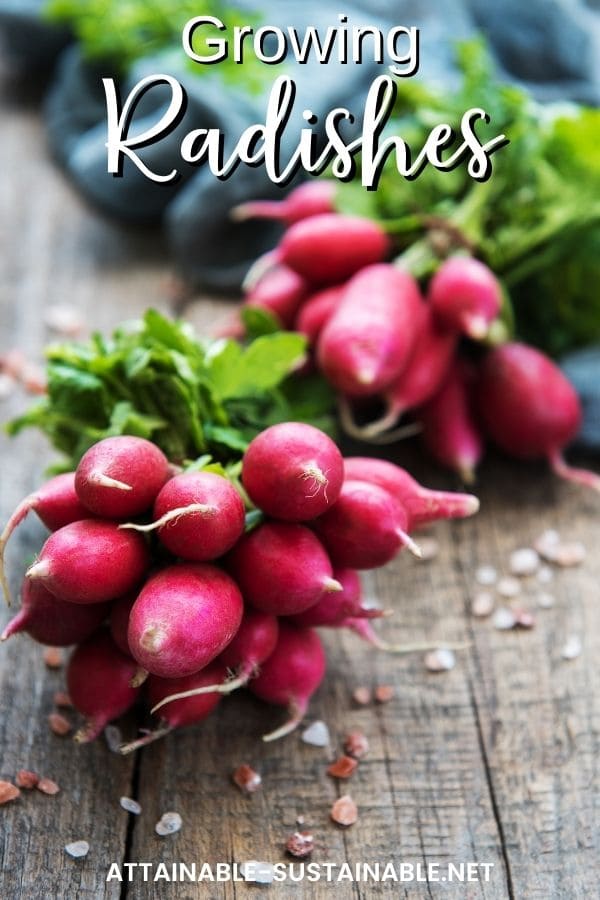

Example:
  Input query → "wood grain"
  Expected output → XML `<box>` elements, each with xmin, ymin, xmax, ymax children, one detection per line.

<box><xmin>1</xmin><ymin>74</ymin><xmax>599</xmax><ymax>900</ymax></box>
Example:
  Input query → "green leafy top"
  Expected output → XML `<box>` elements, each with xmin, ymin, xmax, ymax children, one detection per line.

<box><xmin>336</xmin><ymin>40</ymin><xmax>600</xmax><ymax>356</ymax></box>
<box><xmin>45</xmin><ymin>0</ymin><xmax>272</xmax><ymax>93</ymax></box>
<box><xmin>7</xmin><ymin>309</ymin><xmax>335</xmax><ymax>471</ymax></box>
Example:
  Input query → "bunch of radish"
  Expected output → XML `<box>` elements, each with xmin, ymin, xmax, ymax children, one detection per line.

<box><xmin>0</xmin><ymin>424</ymin><xmax>480</xmax><ymax>751</ymax></box>
<box><xmin>238</xmin><ymin>182</ymin><xmax>599</xmax><ymax>492</ymax></box>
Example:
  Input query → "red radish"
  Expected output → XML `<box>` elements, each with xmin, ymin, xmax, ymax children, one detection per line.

<box><xmin>109</xmin><ymin>593</ymin><xmax>137</xmax><ymax>656</ymax></box>
<box><xmin>429</xmin><ymin>256</ymin><xmax>502</xmax><ymax>339</ymax></box>
<box><xmin>231</xmin><ymin>181</ymin><xmax>336</xmax><ymax>224</ymax></box>
<box><xmin>1</xmin><ymin>578</ymin><xmax>110</xmax><ymax>646</ymax></box>
<box><xmin>75</xmin><ymin>436</ymin><xmax>170</xmax><ymax>519</ymax></box>
<box><xmin>287</xmin><ymin>568</ymin><xmax>384</xmax><ymax>627</ymax></box>
<box><xmin>295</xmin><ymin>285</ymin><xmax>344</xmax><ymax>345</ymax></box>
<box><xmin>67</xmin><ymin>629</ymin><xmax>140</xmax><ymax>742</ymax></box>
<box><xmin>121</xmin><ymin>472</ymin><xmax>245</xmax><ymax>561</ymax></box>
<box><xmin>313</xmin><ymin>479</ymin><xmax>421</xmax><ymax>569</ymax></box>
<box><xmin>316</xmin><ymin>264</ymin><xmax>423</xmax><ymax>396</ymax></box>
<box><xmin>0</xmin><ymin>472</ymin><xmax>89</xmax><ymax>605</ymax></box>
<box><xmin>227</xmin><ymin>522</ymin><xmax>342</xmax><ymax>615</ymax></box>
<box><xmin>247</xmin><ymin>215</ymin><xmax>390</xmax><ymax>288</ymax></box>
<box><xmin>477</xmin><ymin>342</ymin><xmax>600</xmax><ymax>490</ymax></box>
<box><xmin>249</xmin><ymin>622</ymin><xmax>326</xmax><ymax>741</ymax></box>
<box><xmin>343</xmin><ymin>458</ymin><xmax>480</xmax><ymax>529</ymax></box>
<box><xmin>420</xmin><ymin>362</ymin><xmax>484</xmax><ymax>483</ymax></box>
<box><xmin>127</xmin><ymin>563</ymin><xmax>243</xmax><ymax>678</ymax></box>
<box><xmin>241</xmin><ymin>422</ymin><xmax>343</xmax><ymax>522</ymax></box>
<box><xmin>150</xmin><ymin>610</ymin><xmax>279</xmax><ymax>708</ymax></box>
<box><xmin>119</xmin><ymin>663</ymin><xmax>227</xmax><ymax>754</ymax></box>
<box><xmin>243</xmin><ymin>265</ymin><xmax>307</xmax><ymax>328</ymax></box>
<box><xmin>342</xmin><ymin>306</ymin><xmax>458</xmax><ymax>438</ymax></box>
<box><xmin>25</xmin><ymin>519</ymin><xmax>150</xmax><ymax>604</ymax></box>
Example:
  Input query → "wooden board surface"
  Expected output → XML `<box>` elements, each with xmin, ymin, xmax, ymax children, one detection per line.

<box><xmin>1</xmin><ymin>75</ymin><xmax>599</xmax><ymax>900</ymax></box>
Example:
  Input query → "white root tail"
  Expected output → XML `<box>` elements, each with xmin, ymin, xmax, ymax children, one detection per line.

<box><xmin>119</xmin><ymin>503</ymin><xmax>217</xmax><ymax>533</ymax></box>
<box><xmin>150</xmin><ymin>672</ymin><xmax>250</xmax><ymax>714</ymax></box>
<box><xmin>88</xmin><ymin>471</ymin><xmax>133</xmax><ymax>491</ymax></box>
<box><xmin>262</xmin><ymin>700</ymin><xmax>305</xmax><ymax>743</ymax></box>
<box><xmin>119</xmin><ymin>725</ymin><xmax>172</xmax><ymax>755</ymax></box>
<box><xmin>338</xmin><ymin>396</ymin><xmax>422</xmax><ymax>445</ymax></box>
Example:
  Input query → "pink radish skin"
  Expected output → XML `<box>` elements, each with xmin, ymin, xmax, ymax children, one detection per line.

<box><xmin>242</xmin><ymin>422</ymin><xmax>344</xmax><ymax>522</ymax></box>
<box><xmin>67</xmin><ymin>629</ymin><xmax>140</xmax><ymax>743</ymax></box>
<box><xmin>127</xmin><ymin>563</ymin><xmax>243</xmax><ymax>678</ymax></box>
<box><xmin>249</xmin><ymin>622</ymin><xmax>327</xmax><ymax>741</ymax></box>
<box><xmin>121</xmin><ymin>472</ymin><xmax>245</xmax><ymax>562</ymax></box>
<box><xmin>317</xmin><ymin>264</ymin><xmax>423</xmax><ymax>396</ymax></box>
<box><xmin>0</xmin><ymin>472</ymin><xmax>89</xmax><ymax>605</ymax></box>
<box><xmin>109</xmin><ymin>593</ymin><xmax>137</xmax><ymax>656</ymax></box>
<box><xmin>1</xmin><ymin>579</ymin><xmax>110</xmax><ymax>646</ymax></box>
<box><xmin>75</xmin><ymin>436</ymin><xmax>170</xmax><ymax>519</ymax></box>
<box><xmin>227</xmin><ymin>522</ymin><xmax>342</xmax><ymax>615</ymax></box>
<box><xmin>278</xmin><ymin>214</ymin><xmax>391</xmax><ymax>284</ymax></box>
<box><xmin>120</xmin><ymin>663</ymin><xmax>227</xmax><ymax>754</ymax></box>
<box><xmin>287</xmin><ymin>568</ymin><xmax>383</xmax><ymax>627</ymax></box>
<box><xmin>343</xmin><ymin>458</ymin><xmax>480</xmax><ymax>529</ymax></box>
<box><xmin>149</xmin><ymin>610</ymin><xmax>280</xmax><ymax>707</ymax></box>
<box><xmin>243</xmin><ymin>265</ymin><xmax>307</xmax><ymax>328</ymax></box>
<box><xmin>296</xmin><ymin>285</ymin><xmax>345</xmax><ymax>345</ymax></box>
<box><xmin>429</xmin><ymin>256</ymin><xmax>502</xmax><ymax>339</ymax></box>
<box><xmin>313</xmin><ymin>479</ymin><xmax>421</xmax><ymax>570</ymax></box>
<box><xmin>420</xmin><ymin>362</ymin><xmax>484</xmax><ymax>482</ymax></box>
<box><xmin>25</xmin><ymin>519</ymin><xmax>150</xmax><ymax>604</ymax></box>
<box><xmin>477</xmin><ymin>343</ymin><xmax>600</xmax><ymax>490</ymax></box>
<box><xmin>231</xmin><ymin>181</ymin><xmax>336</xmax><ymax>225</ymax></box>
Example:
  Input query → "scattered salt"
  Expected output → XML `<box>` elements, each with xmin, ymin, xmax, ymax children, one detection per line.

<box><xmin>513</xmin><ymin>609</ymin><xmax>535</xmax><ymax>629</ymax></box>
<box><xmin>352</xmin><ymin>687</ymin><xmax>371</xmax><ymax>706</ymax></box>
<box><xmin>417</xmin><ymin>536</ymin><xmax>440</xmax><ymax>561</ymax></box>
<box><xmin>155</xmin><ymin>811</ymin><xmax>182</xmax><ymax>836</ymax></box>
<box><xmin>65</xmin><ymin>841</ymin><xmax>89</xmax><ymax>859</ymax></box>
<box><xmin>301</xmin><ymin>720</ymin><xmax>330</xmax><ymax>747</ymax></box>
<box><xmin>509</xmin><ymin>548</ymin><xmax>540</xmax><ymax>577</ymax></box>
<box><xmin>330</xmin><ymin>795</ymin><xmax>358</xmax><ymax>827</ymax></box>
<box><xmin>48</xmin><ymin>713</ymin><xmax>72</xmax><ymax>736</ymax></box>
<box><xmin>424</xmin><ymin>648</ymin><xmax>456</xmax><ymax>672</ymax></box>
<box><xmin>286</xmin><ymin>831</ymin><xmax>314</xmax><ymax>858</ymax></box>
<box><xmin>327</xmin><ymin>756</ymin><xmax>358</xmax><ymax>779</ymax></box>
<box><xmin>36</xmin><ymin>777</ymin><xmax>60</xmax><ymax>796</ymax></box>
<box><xmin>343</xmin><ymin>731</ymin><xmax>369</xmax><ymax>759</ymax></box>
<box><xmin>534</xmin><ymin>529</ymin><xmax>561</xmax><ymax>558</ymax></box>
<box><xmin>496</xmin><ymin>576</ymin><xmax>521</xmax><ymax>599</ymax></box>
<box><xmin>120</xmin><ymin>797</ymin><xmax>142</xmax><ymax>815</ymax></box>
<box><xmin>476</xmin><ymin>565</ymin><xmax>497</xmax><ymax>586</ymax></box>
<box><xmin>493</xmin><ymin>607</ymin><xmax>517</xmax><ymax>631</ymax></box>
<box><xmin>43</xmin><ymin>647</ymin><xmax>63</xmax><ymax>669</ymax></box>
<box><xmin>232</xmin><ymin>764</ymin><xmax>262</xmax><ymax>793</ymax></box>
<box><xmin>240</xmin><ymin>861</ymin><xmax>275</xmax><ymax>883</ymax></box>
<box><xmin>537</xmin><ymin>592</ymin><xmax>555</xmax><ymax>609</ymax></box>
<box><xmin>15</xmin><ymin>770</ymin><xmax>39</xmax><ymax>789</ymax></box>
<box><xmin>374</xmin><ymin>684</ymin><xmax>394</xmax><ymax>703</ymax></box>
<box><xmin>0</xmin><ymin>781</ymin><xmax>20</xmax><ymax>804</ymax></box>
<box><xmin>471</xmin><ymin>591</ymin><xmax>495</xmax><ymax>618</ymax></box>
<box><xmin>537</xmin><ymin>565</ymin><xmax>554</xmax><ymax>584</ymax></box>
<box><xmin>553</xmin><ymin>542</ymin><xmax>586</xmax><ymax>568</ymax></box>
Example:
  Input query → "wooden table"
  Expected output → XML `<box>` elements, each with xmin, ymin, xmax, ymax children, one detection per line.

<box><xmin>1</xmin><ymin>75</ymin><xmax>599</xmax><ymax>900</ymax></box>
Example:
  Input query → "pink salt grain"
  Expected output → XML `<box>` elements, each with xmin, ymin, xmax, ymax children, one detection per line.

<box><xmin>48</xmin><ymin>713</ymin><xmax>72</xmax><ymax>736</ymax></box>
<box><xmin>232</xmin><ymin>765</ymin><xmax>262</xmax><ymax>794</ymax></box>
<box><xmin>327</xmin><ymin>756</ymin><xmax>358</xmax><ymax>779</ymax></box>
<box><xmin>16</xmin><ymin>770</ymin><xmax>39</xmax><ymax>789</ymax></box>
<box><xmin>0</xmin><ymin>781</ymin><xmax>20</xmax><ymax>804</ymax></box>
<box><xmin>36</xmin><ymin>777</ymin><xmax>60</xmax><ymax>796</ymax></box>
<box><xmin>343</xmin><ymin>731</ymin><xmax>369</xmax><ymax>759</ymax></box>
<box><xmin>286</xmin><ymin>831</ymin><xmax>314</xmax><ymax>858</ymax></box>
<box><xmin>331</xmin><ymin>795</ymin><xmax>358</xmax><ymax>826</ymax></box>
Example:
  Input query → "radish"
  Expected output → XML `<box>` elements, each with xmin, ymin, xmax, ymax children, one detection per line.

<box><xmin>419</xmin><ymin>362</ymin><xmax>484</xmax><ymax>483</ymax></box>
<box><xmin>121</xmin><ymin>472</ymin><xmax>245</xmax><ymax>561</ymax></box>
<box><xmin>74</xmin><ymin>436</ymin><xmax>170</xmax><ymax>519</ymax></box>
<box><xmin>341</xmin><ymin>306</ymin><xmax>458</xmax><ymax>438</ymax></box>
<box><xmin>231</xmin><ymin>181</ymin><xmax>336</xmax><ymax>224</ymax></box>
<box><xmin>1</xmin><ymin>578</ymin><xmax>110</xmax><ymax>646</ymax></box>
<box><xmin>25</xmin><ymin>519</ymin><xmax>150</xmax><ymax>604</ymax></box>
<box><xmin>67</xmin><ymin>629</ymin><xmax>140</xmax><ymax>742</ymax></box>
<box><xmin>227</xmin><ymin>522</ymin><xmax>342</xmax><ymax>615</ymax></box>
<box><xmin>316</xmin><ymin>264</ymin><xmax>423</xmax><ymax>396</ymax></box>
<box><xmin>249</xmin><ymin>622</ymin><xmax>326</xmax><ymax>741</ymax></box>
<box><xmin>286</xmin><ymin>568</ymin><xmax>384</xmax><ymax>627</ymax></box>
<box><xmin>243</xmin><ymin>265</ymin><xmax>307</xmax><ymax>329</ymax></box>
<box><xmin>313</xmin><ymin>479</ymin><xmax>421</xmax><ymax>569</ymax></box>
<box><xmin>149</xmin><ymin>610</ymin><xmax>279</xmax><ymax>709</ymax></box>
<box><xmin>295</xmin><ymin>285</ymin><xmax>344</xmax><ymax>346</ymax></box>
<box><xmin>0</xmin><ymin>472</ymin><xmax>89</xmax><ymax>606</ymax></box>
<box><xmin>127</xmin><ymin>563</ymin><xmax>243</xmax><ymax>678</ymax></box>
<box><xmin>109</xmin><ymin>592</ymin><xmax>137</xmax><ymax>655</ymax></box>
<box><xmin>119</xmin><ymin>662</ymin><xmax>227</xmax><ymax>754</ymax></box>
<box><xmin>477</xmin><ymin>342</ymin><xmax>600</xmax><ymax>490</ymax></box>
<box><xmin>241</xmin><ymin>422</ymin><xmax>344</xmax><ymax>522</ymax></box>
<box><xmin>342</xmin><ymin>458</ymin><xmax>480</xmax><ymax>529</ymax></box>
<box><xmin>428</xmin><ymin>256</ymin><xmax>502</xmax><ymax>339</ymax></box>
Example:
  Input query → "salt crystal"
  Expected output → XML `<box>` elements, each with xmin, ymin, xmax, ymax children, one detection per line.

<box><xmin>513</xmin><ymin>609</ymin><xmax>535</xmax><ymax>629</ymax></box>
<box><xmin>352</xmin><ymin>686</ymin><xmax>371</xmax><ymax>706</ymax></box>
<box><xmin>240</xmin><ymin>861</ymin><xmax>275</xmax><ymax>883</ymax></box>
<box><xmin>232</xmin><ymin>764</ymin><xmax>262</xmax><ymax>793</ymax></box>
<box><xmin>424</xmin><ymin>648</ymin><xmax>456</xmax><ymax>672</ymax></box>
<box><xmin>553</xmin><ymin>542</ymin><xmax>586</xmax><ymax>568</ymax></box>
<box><xmin>417</xmin><ymin>536</ymin><xmax>439</xmax><ymax>561</ymax></box>
<box><xmin>36</xmin><ymin>777</ymin><xmax>60</xmax><ymax>796</ymax></box>
<box><xmin>155</xmin><ymin>811</ymin><xmax>182</xmax><ymax>836</ymax></box>
<box><xmin>0</xmin><ymin>781</ymin><xmax>20</xmax><ymax>804</ymax></box>
<box><xmin>65</xmin><ymin>841</ymin><xmax>89</xmax><ymax>859</ymax></box>
<box><xmin>330</xmin><ymin>795</ymin><xmax>358</xmax><ymax>826</ymax></box>
<box><xmin>104</xmin><ymin>726</ymin><xmax>122</xmax><ymax>753</ymax></box>
<box><xmin>374</xmin><ymin>684</ymin><xmax>394</xmax><ymax>703</ymax></box>
<box><xmin>327</xmin><ymin>756</ymin><xmax>358</xmax><ymax>779</ymax></box>
<box><xmin>0</xmin><ymin>373</ymin><xmax>15</xmax><ymax>400</ymax></box>
<box><xmin>537</xmin><ymin>565</ymin><xmax>554</xmax><ymax>584</ymax></box>
<box><xmin>497</xmin><ymin>576</ymin><xmax>521</xmax><ymax>599</ymax></box>
<box><xmin>493</xmin><ymin>607</ymin><xmax>517</xmax><ymax>631</ymax></box>
<box><xmin>301</xmin><ymin>720</ymin><xmax>330</xmax><ymax>747</ymax></box>
<box><xmin>537</xmin><ymin>592</ymin><xmax>555</xmax><ymax>610</ymax></box>
<box><xmin>120</xmin><ymin>797</ymin><xmax>142</xmax><ymax>815</ymax></box>
<box><xmin>48</xmin><ymin>713</ymin><xmax>71</xmax><ymax>736</ymax></box>
<box><xmin>15</xmin><ymin>770</ymin><xmax>39</xmax><ymax>789</ymax></box>
<box><xmin>343</xmin><ymin>731</ymin><xmax>369</xmax><ymax>759</ymax></box>
<box><xmin>43</xmin><ymin>647</ymin><xmax>63</xmax><ymax>669</ymax></box>
<box><xmin>476</xmin><ymin>565</ymin><xmax>497</xmax><ymax>586</ymax></box>
<box><xmin>471</xmin><ymin>591</ymin><xmax>495</xmax><ymax>618</ymax></box>
<box><xmin>286</xmin><ymin>831</ymin><xmax>314</xmax><ymax>858</ymax></box>
<box><xmin>534</xmin><ymin>529</ymin><xmax>561</xmax><ymax>558</ymax></box>
<box><xmin>561</xmin><ymin>636</ymin><xmax>582</xmax><ymax>660</ymax></box>
<box><xmin>509</xmin><ymin>548</ymin><xmax>540</xmax><ymax>577</ymax></box>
